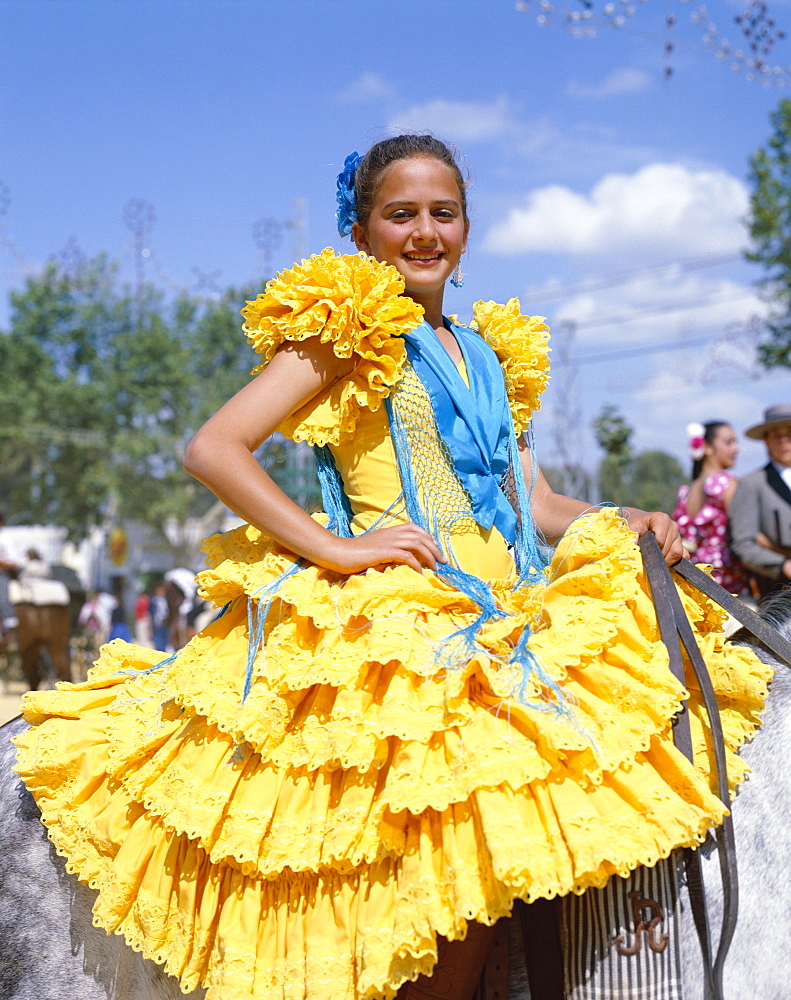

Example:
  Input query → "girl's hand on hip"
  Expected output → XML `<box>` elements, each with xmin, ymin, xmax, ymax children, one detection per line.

<box><xmin>319</xmin><ymin>524</ymin><xmax>447</xmax><ymax>575</ymax></box>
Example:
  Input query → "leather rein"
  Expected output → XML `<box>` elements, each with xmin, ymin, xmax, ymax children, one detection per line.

<box><xmin>639</xmin><ymin>534</ymin><xmax>791</xmax><ymax>1000</ymax></box>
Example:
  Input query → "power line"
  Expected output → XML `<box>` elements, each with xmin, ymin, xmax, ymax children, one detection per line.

<box><xmin>0</xmin><ymin>425</ymin><xmax>107</xmax><ymax>446</ymax></box>
<box><xmin>566</xmin><ymin>289</ymin><xmax>760</xmax><ymax>331</ymax></box>
<box><xmin>527</xmin><ymin>253</ymin><xmax>745</xmax><ymax>304</ymax></box>
<box><xmin>572</xmin><ymin>330</ymin><xmax>753</xmax><ymax>366</ymax></box>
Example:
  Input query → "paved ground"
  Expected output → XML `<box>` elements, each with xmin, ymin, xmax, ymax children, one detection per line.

<box><xmin>1</xmin><ymin>637</ymin><xmax>96</xmax><ymax>727</ymax></box>
<box><xmin>1</xmin><ymin>680</ymin><xmax>25</xmax><ymax>726</ymax></box>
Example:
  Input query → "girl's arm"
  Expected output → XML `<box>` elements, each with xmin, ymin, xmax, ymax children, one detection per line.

<box><xmin>184</xmin><ymin>339</ymin><xmax>444</xmax><ymax>574</ymax></box>
<box><xmin>518</xmin><ymin>437</ymin><xmax>685</xmax><ymax>564</ymax></box>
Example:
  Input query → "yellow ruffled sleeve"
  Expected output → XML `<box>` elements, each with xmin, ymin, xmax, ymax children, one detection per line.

<box><xmin>470</xmin><ymin>299</ymin><xmax>550</xmax><ymax>436</ymax></box>
<box><xmin>241</xmin><ymin>248</ymin><xmax>424</xmax><ymax>446</ymax></box>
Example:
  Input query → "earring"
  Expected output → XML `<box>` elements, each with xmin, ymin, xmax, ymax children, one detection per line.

<box><xmin>450</xmin><ymin>260</ymin><xmax>465</xmax><ymax>288</ymax></box>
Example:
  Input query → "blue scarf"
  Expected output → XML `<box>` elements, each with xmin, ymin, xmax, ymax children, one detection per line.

<box><xmin>401</xmin><ymin>320</ymin><xmax>517</xmax><ymax>543</ymax></box>
<box><xmin>310</xmin><ymin>317</ymin><xmax>567</xmax><ymax>718</ymax></box>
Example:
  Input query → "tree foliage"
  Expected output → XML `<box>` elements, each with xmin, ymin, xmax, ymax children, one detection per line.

<box><xmin>746</xmin><ymin>98</ymin><xmax>791</xmax><ymax>368</ymax></box>
<box><xmin>627</xmin><ymin>450</ymin><xmax>685</xmax><ymax>515</ymax></box>
<box><xmin>0</xmin><ymin>256</ymin><xmax>318</xmax><ymax>558</ymax></box>
<box><xmin>593</xmin><ymin>404</ymin><xmax>633</xmax><ymax>501</ymax></box>
<box><xmin>591</xmin><ymin>406</ymin><xmax>684</xmax><ymax>514</ymax></box>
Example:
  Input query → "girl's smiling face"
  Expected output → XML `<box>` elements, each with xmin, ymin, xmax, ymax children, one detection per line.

<box><xmin>352</xmin><ymin>155</ymin><xmax>468</xmax><ymax>317</ymax></box>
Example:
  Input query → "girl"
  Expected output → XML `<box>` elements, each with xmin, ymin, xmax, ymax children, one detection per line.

<box><xmin>14</xmin><ymin>136</ymin><xmax>770</xmax><ymax>1000</ymax></box>
<box><xmin>673</xmin><ymin>421</ymin><xmax>748</xmax><ymax>594</ymax></box>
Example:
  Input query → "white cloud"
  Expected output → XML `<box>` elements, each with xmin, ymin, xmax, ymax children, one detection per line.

<box><xmin>552</xmin><ymin>271</ymin><xmax>765</xmax><ymax>347</ymax></box>
<box><xmin>544</xmin><ymin>276</ymin><xmax>766</xmax><ymax>362</ymax></box>
<box><xmin>567</xmin><ymin>68</ymin><xmax>652</xmax><ymax>99</ymax></box>
<box><xmin>531</xmin><ymin>265</ymin><xmax>772</xmax><ymax>470</ymax></box>
<box><xmin>388</xmin><ymin>95</ymin><xmax>515</xmax><ymax>142</ymax></box>
<box><xmin>484</xmin><ymin>163</ymin><xmax>749</xmax><ymax>258</ymax></box>
<box><xmin>334</xmin><ymin>72</ymin><xmax>394</xmax><ymax>103</ymax></box>
<box><xmin>629</xmin><ymin>372</ymin><xmax>787</xmax><ymax>473</ymax></box>
<box><xmin>381</xmin><ymin>93</ymin><xmax>663</xmax><ymax>180</ymax></box>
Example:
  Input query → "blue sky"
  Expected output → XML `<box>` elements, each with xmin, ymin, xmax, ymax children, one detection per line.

<box><xmin>2</xmin><ymin>0</ymin><xmax>790</xmax><ymax>481</ymax></box>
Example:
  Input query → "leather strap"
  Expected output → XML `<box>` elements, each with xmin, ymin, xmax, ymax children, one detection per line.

<box><xmin>672</xmin><ymin>557</ymin><xmax>791</xmax><ymax>667</ymax></box>
<box><xmin>640</xmin><ymin>535</ymin><xmax>694</xmax><ymax>759</ymax></box>
<box><xmin>640</xmin><ymin>534</ymin><xmax>739</xmax><ymax>1000</ymax></box>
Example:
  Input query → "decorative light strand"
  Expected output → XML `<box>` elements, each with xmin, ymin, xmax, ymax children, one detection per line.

<box><xmin>515</xmin><ymin>0</ymin><xmax>790</xmax><ymax>86</ymax></box>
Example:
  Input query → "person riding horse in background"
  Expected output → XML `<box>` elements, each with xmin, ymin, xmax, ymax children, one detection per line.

<box><xmin>730</xmin><ymin>403</ymin><xmax>791</xmax><ymax>598</ymax></box>
<box><xmin>20</xmin><ymin>548</ymin><xmax>50</xmax><ymax>582</ymax></box>
<box><xmin>0</xmin><ymin>511</ymin><xmax>19</xmax><ymax>642</ymax></box>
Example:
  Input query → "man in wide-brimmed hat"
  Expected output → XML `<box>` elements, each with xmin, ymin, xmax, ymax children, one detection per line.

<box><xmin>730</xmin><ymin>403</ymin><xmax>791</xmax><ymax>597</ymax></box>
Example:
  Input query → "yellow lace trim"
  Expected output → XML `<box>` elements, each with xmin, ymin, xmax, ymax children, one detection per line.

<box><xmin>470</xmin><ymin>298</ymin><xmax>550</xmax><ymax>436</ymax></box>
<box><xmin>13</xmin><ymin>508</ymin><xmax>774</xmax><ymax>999</ymax></box>
<box><xmin>241</xmin><ymin>249</ymin><xmax>422</xmax><ymax>447</ymax></box>
<box><xmin>165</xmin><ymin>511</ymin><xmax>772</xmax><ymax>802</ymax></box>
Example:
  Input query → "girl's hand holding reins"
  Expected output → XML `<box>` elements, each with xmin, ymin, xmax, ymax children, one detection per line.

<box><xmin>316</xmin><ymin>523</ymin><xmax>447</xmax><ymax>575</ymax></box>
<box><xmin>621</xmin><ymin>508</ymin><xmax>688</xmax><ymax>566</ymax></box>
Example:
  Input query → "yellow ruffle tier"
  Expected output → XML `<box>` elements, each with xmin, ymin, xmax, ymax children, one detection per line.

<box><xmin>241</xmin><ymin>250</ymin><xmax>421</xmax><ymax>448</ymax></box>
<box><xmin>470</xmin><ymin>298</ymin><xmax>550</xmax><ymax>436</ymax></box>
<box><xmin>13</xmin><ymin>509</ymin><xmax>772</xmax><ymax>1000</ymax></box>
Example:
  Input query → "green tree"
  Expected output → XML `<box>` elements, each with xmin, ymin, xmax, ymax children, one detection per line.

<box><xmin>746</xmin><ymin>98</ymin><xmax>791</xmax><ymax>367</ymax></box>
<box><xmin>627</xmin><ymin>450</ymin><xmax>684</xmax><ymax>515</ymax></box>
<box><xmin>541</xmin><ymin>464</ymin><xmax>593</xmax><ymax>502</ymax></box>
<box><xmin>0</xmin><ymin>256</ymin><xmax>319</xmax><ymax>558</ymax></box>
<box><xmin>591</xmin><ymin>406</ymin><xmax>684</xmax><ymax>513</ymax></box>
<box><xmin>592</xmin><ymin>404</ymin><xmax>633</xmax><ymax>501</ymax></box>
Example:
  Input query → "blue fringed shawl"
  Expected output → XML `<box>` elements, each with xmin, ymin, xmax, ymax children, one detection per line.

<box><xmin>312</xmin><ymin>319</ymin><xmax>572</xmax><ymax>714</ymax></box>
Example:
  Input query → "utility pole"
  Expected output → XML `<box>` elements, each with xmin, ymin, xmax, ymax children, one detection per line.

<box><xmin>0</xmin><ymin>181</ymin><xmax>26</xmax><ymax>268</ymax></box>
<box><xmin>253</xmin><ymin>198</ymin><xmax>309</xmax><ymax>277</ymax></box>
<box><xmin>551</xmin><ymin>319</ymin><xmax>589</xmax><ymax>501</ymax></box>
<box><xmin>287</xmin><ymin>198</ymin><xmax>308</xmax><ymax>262</ymax></box>
<box><xmin>122</xmin><ymin>198</ymin><xmax>156</xmax><ymax>315</ymax></box>
<box><xmin>252</xmin><ymin>217</ymin><xmax>283</xmax><ymax>278</ymax></box>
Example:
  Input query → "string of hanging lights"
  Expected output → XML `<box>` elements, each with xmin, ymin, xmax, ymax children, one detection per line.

<box><xmin>515</xmin><ymin>0</ymin><xmax>789</xmax><ymax>86</ymax></box>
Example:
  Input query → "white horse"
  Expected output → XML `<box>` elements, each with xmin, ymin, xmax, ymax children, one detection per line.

<box><xmin>2</xmin><ymin>591</ymin><xmax>790</xmax><ymax>1000</ymax></box>
<box><xmin>0</xmin><ymin>722</ymin><xmax>205</xmax><ymax>1000</ymax></box>
<box><xmin>679</xmin><ymin>591</ymin><xmax>791</xmax><ymax>999</ymax></box>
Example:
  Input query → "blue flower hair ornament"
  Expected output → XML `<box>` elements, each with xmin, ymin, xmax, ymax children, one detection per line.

<box><xmin>335</xmin><ymin>151</ymin><xmax>362</xmax><ymax>237</ymax></box>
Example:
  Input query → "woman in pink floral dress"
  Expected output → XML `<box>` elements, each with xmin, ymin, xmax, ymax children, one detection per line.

<box><xmin>673</xmin><ymin>420</ymin><xmax>748</xmax><ymax>594</ymax></box>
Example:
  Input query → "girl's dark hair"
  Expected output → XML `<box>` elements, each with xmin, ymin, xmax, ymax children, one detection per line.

<box><xmin>691</xmin><ymin>421</ymin><xmax>729</xmax><ymax>480</ymax></box>
<box><xmin>354</xmin><ymin>135</ymin><xmax>468</xmax><ymax>229</ymax></box>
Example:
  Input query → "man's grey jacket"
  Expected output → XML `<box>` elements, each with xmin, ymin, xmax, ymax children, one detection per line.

<box><xmin>730</xmin><ymin>463</ymin><xmax>791</xmax><ymax>581</ymax></box>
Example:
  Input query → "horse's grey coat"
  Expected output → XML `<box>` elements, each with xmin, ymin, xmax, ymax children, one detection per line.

<box><xmin>2</xmin><ymin>594</ymin><xmax>791</xmax><ymax>999</ymax></box>
<box><xmin>0</xmin><ymin>715</ymin><xmax>205</xmax><ymax>1000</ymax></box>
<box><xmin>677</xmin><ymin>593</ymin><xmax>791</xmax><ymax>1000</ymax></box>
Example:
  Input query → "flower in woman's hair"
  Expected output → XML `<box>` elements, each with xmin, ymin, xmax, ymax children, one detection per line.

<box><xmin>686</xmin><ymin>421</ymin><xmax>706</xmax><ymax>460</ymax></box>
<box><xmin>335</xmin><ymin>151</ymin><xmax>362</xmax><ymax>237</ymax></box>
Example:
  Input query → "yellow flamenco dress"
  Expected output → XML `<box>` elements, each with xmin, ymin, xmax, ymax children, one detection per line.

<box><xmin>14</xmin><ymin>250</ymin><xmax>771</xmax><ymax>1000</ymax></box>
